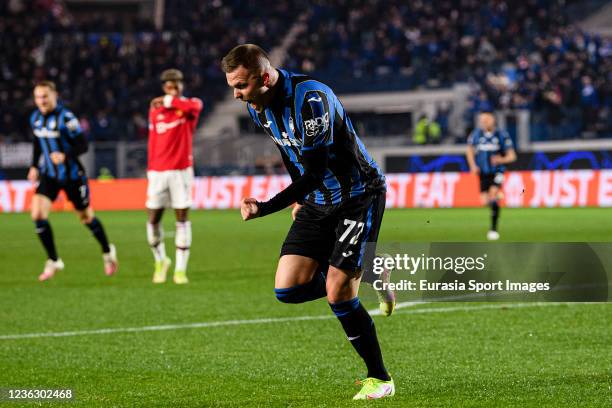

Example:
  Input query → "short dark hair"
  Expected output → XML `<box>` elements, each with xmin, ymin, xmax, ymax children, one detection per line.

<box><xmin>221</xmin><ymin>44</ymin><xmax>270</xmax><ymax>74</ymax></box>
<box><xmin>34</xmin><ymin>80</ymin><xmax>57</xmax><ymax>92</ymax></box>
<box><xmin>160</xmin><ymin>68</ymin><xmax>184</xmax><ymax>82</ymax></box>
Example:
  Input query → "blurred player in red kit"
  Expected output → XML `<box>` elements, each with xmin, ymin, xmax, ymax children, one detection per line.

<box><xmin>146</xmin><ymin>69</ymin><xmax>203</xmax><ymax>284</ymax></box>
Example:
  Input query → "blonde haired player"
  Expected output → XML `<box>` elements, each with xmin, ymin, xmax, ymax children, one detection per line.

<box><xmin>466</xmin><ymin>111</ymin><xmax>516</xmax><ymax>240</ymax></box>
<box><xmin>146</xmin><ymin>69</ymin><xmax>203</xmax><ymax>284</ymax></box>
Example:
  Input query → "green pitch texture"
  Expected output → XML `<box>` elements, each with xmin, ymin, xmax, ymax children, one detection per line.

<box><xmin>0</xmin><ymin>208</ymin><xmax>610</xmax><ymax>407</ymax></box>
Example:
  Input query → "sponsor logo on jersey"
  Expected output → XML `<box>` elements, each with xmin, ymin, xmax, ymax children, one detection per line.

<box><xmin>34</xmin><ymin>128</ymin><xmax>60</xmax><ymax>138</ymax></box>
<box><xmin>304</xmin><ymin>112</ymin><xmax>329</xmax><ymax>138</ymax></box>
<box><xmin>477</xmin><ymin>142</ymin><xmax>500</xmax><ymax>152</ymax></box>
<box><xmin>271</xmin><ymin>132</ymin><xmax>300</xmax><ymax>147</ymax></box>
<box><xmin>307</xmin><ymin>96</ymin><xmax>322</xmax><ymax>103</ymax></box>
<box><xmin>155</xmin><ymin>118</ymin><xmax>187</xmax><ymax>134</ymax></box>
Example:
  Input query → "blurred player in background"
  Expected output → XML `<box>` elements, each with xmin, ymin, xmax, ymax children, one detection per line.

<box><xmin>146</xmin><ymin>69</ymin><xmax>203</xmax><ymax>284</ymax></box>
<box><xmin>28</xmin><ymin>81</ymin><xmax>118</xmax><ymax>281</ymax></box>
<box><xmin>223</xmin><ymin>44</ymin><xmax>395</xmax><ymax>400</ymax></box>
<box><xmin>466</xmin><ymin>111</ymin><xmax>516</xmax><ymax>240</ymax></box>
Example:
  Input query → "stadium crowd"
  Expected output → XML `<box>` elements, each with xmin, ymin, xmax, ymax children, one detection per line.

<box><xmin>0</xmin><ymin>0</ymin><xmax>307</xmax><ymax>143</ymax></box>
<box><xmin>0</xmin><ymin>0</ymin><xmax>610</xmax><ymax>144</ymax></box>
<box><xmin>285</xmin><ymin>0</ymin><xmax>611</xmax><ymax>138</ymax></box>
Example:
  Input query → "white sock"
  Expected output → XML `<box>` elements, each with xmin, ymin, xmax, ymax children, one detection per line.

<box><xmin>147</xmin><ymin>222</ymin><xmax>166</xmax><ymax>262</ymax></box>
<box><xmin>175</xmin><ymin>221</ymin><xmax>191</xmax><ymax>272</ymax></box>
<box><xmin>175</xmin><ymin>248</ymin><xmax>190</xmax><ymax>272</ymax></box>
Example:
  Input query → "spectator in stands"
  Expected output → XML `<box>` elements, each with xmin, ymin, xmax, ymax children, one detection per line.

<box><xmin>413</xmin><ymin>114</ymin><xmax>441</xmax><ymax>145</ymax></box>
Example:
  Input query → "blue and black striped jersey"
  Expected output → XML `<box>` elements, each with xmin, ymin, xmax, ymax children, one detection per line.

<box><xmin>247</xmin><ymin>69</ymin><xmax>385</xmax><ymax>206</ymax></box>
<box><xmin>30</xmin><ymin>103</ymin><xmax>87</xmax><ymax>182</ymax></box>
<box><xmin>467</xmin><ymin>128</ymin><xmax>514</xmax><ymax>174</ymax></box>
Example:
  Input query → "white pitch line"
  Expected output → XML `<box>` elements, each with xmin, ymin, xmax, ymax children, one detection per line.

<box><xmin>0</xmin><ymin>301</ymin><xmax>596</xmax><ymax>341</ymax></box>
<box><xmin>0</xmin><ymin>302</ymin><xmax>598</xmax><ymax>341</ymax></box>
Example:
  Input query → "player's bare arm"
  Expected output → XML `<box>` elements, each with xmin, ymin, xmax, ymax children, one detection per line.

<box><xmin>466</xmin><ymin>145</ymin><xmax>479</xmax><ymax>174</ymax></box>
<box><xmin>27</xmin><ymin>166</ymin><xmax>39</xmax><ymax>182</ymax></box>
<box><xmin>491</xmin><ymin>148</ymin><xmax>517</xmax><ymax>165</ymax></box>
<box><xmin>150</xmin><ymin>96</ymin><xmax>164</xmax><ymax>109</ymax></box>
<box><xmin>291</xmin><ymin>203</ymin><xmax>302</xmax><ymax>220</ymax></box>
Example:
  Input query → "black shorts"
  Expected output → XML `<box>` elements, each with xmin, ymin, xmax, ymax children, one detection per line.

<box><xmin>36</xmin><ymin>175</ymin><xmax>91</xmax><ymax>210</ymax></box>
<box><xmin>479</xmin><ymin>172</ymin><xmax>504</xmax><ymax>192</ymax></box>
<box><xmin>280</xmin><ymin>192</ymin><xmax>385</xmax><ymax>271</ymax></box>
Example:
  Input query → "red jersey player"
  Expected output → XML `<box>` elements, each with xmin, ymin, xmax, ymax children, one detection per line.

<box><xmin>146</xmin><ymin>69</ymin><xmax>203</xmax><ymax>284</ymax></box>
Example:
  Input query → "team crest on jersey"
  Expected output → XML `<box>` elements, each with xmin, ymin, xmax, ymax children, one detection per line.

<box><xmin>66</xmin><ymin>117</ymin><xmax>80</xmax><ymax>132</ymax></box>
<box><xmin>47</xmin><ymin>117</ymin><xmax>57</xmax><ymax>130</ymax></box>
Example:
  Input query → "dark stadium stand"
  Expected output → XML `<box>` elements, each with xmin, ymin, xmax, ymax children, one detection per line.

<box><xmin>0</xmin><ymin>0</ymin><xmax>309</xmax><ymax>143</ymax></box>
<box><xmin>286</xmin><ymin>0</ymin><xmax>611</xmax><ymax>139</ymax></box>
<box><xmin>0</xmin><ymin>0</ymin><xmax>610</xmax><ymax>144</ymax></box>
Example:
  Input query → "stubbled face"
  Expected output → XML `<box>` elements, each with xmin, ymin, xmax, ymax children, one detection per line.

<box><xmin>163</xmin><ymin>80</ymin><xmax>183</xmax><ymax>97</ymax></box>
<box><xmin>34</xmin><ymin>86</ymin><xmax>58</xmax><ymax>114</ymax></box>
<box><xmin>226</xmin><ymin>65</ymin><xmax>267</xmax><ymax>112</ymax></box>
<box><xmin>479</xmin><ymin>113</ymin><xmax>496</xmax><ymax>132</ymax></box>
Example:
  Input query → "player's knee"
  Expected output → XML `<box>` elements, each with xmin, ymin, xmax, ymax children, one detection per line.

<box><xmin>31</xmin><ymin>211</ymin><xmax>45</xmax><ymax>222</ymax></box>
<box><xmin>175</xmin><ymin>221</ymin><xmax>192</xmax><ymax>249</ymax></box>
<box><xmin>274</xmin><ymin>284</ymin><xmax>312</xmax><ymax>304</ymax></box>
<box><xmin>274</xmin><ymin>286</ymin><xmax>299</xmax><ymax>303</ymax></box>
<box><xmin>34</xmin><ymin>219</ymin><xmax>50</xmax><ymax>230</ymax></box>
<box><xmin>77</xmin><ymin>209</ymin><xmax>94</xmax><ymax>224</ymax></box>
<box><xmin>329</xmin><ymin>296</ymin><xmax>360</xmax><ymax>317</ymax></box>
<box><xmin>324</xmin><ymin>268</ymin><xmax>354</xmax><ymax>304</ymax></box>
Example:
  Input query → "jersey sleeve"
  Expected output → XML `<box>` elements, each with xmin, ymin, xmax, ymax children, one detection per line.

<box><xmin>31</xmin><ymin>135</ymin><xmax>41</xmax><ymax>167</ymax></box>
<box><xmin>467</xmin><ymin>130</ymin><xmax>477</xmax><ymax>146</ymax></box>
<box><xmin>299</xmin><ymin>90</ymin><xmax>333</xmax><ymax>151</ymax></box>
<box><xmin>60</xmin><ymin>109</ymin><xmax>82</xmax><ymax>138</ymax></box>
<box><xmin>148</xmin><ymin>108</ymin><xmax>157</xmax><ymax>138</ymax></box>
<box><xmin>60</xmin><ymin>109</ymin><xmax>88</xmax><ymax>157</ymax></box>
<box><xmin>166</xmin><ymin>96</ymin><xmax>203</xmax><ymax>118</ymax></box>
<box><xmin>501</xmin><ymin>130</ymin><xmax>514</xmax><ymax>151</ymax></box>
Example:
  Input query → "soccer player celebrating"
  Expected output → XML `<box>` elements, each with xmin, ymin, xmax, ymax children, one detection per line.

<box><xmin>466</xmin><ymin>111</ymin><xmax>517</xmax><ymax>240</ymax></box>
<box><xmin>146</xmin><ymin>69</ymin><xmax>203</xmax><ymax>284</ymax></box>
<box><xmin>222</xmin><ymin>44</ymin><xmax>395</xmax><ymax>400</ymax></box>
<box><xmin>28</xmin><ymin>81</ymin><xmax>118</xmax><ymax>281</ymax></box>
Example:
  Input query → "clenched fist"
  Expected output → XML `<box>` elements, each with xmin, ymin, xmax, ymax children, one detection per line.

<box><xmin>240</xmin><ymin>197</ymin><xmax>260</xmax><ymax>221</ymax></box>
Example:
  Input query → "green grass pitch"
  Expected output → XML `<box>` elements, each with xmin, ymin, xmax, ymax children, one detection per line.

<box><xmin>0</xmin><ymin>208</ymin><xmax>610</xmax><ymax>407</ymax></box>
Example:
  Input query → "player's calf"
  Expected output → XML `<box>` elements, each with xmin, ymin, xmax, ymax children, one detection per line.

<box><xmin>85</xmin><ymin>216</ymin><xmax>111</xmax><ymax>253</ymax></box>
<box><xmin>329</xmin><ymin>297</ymin><xmax>391</xmax><ymax>382</ymax></box>
<box><xmin>173</xmin><ymin>221</ymin><xmax>191</xmax><ymax>284</ymax></box>
<box><xmin>34</xmin><ymin>219</ymin><xmax>59</xmax><ymax>263</ymax></box>
<box><xmin>147</xmin><ymin>222</ymin><xmax>171</xmax><ymax>283</ymax></box>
